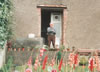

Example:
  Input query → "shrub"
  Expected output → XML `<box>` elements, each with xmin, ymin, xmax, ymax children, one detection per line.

<box><xmin>1</xmin><ymin>56</ymin><xmax>13</xmax><ymax>72</ymax></box>
<box><xmin>79</xmin><ymin>56</ymin><xmax>88</xmax><ymax>65</ymax></box>
<box><xmin>0</xmin><ymin>0</ymin><xmax>13</xmax><ymax>49</ymax></box>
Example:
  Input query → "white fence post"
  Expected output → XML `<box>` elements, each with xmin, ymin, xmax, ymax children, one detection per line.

<box><xmin>0</xmin><ymin>41</ymin><xmax>7</xmax><ymax>68</ymax></box>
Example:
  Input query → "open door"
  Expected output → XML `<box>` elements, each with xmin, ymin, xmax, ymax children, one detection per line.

<box><xmin>41</xmin><ymin>8</ymin><xmax>63</xmax><ymax>47</ymax></box>
<box><xmin>41</xmin><ymin>10</ymin><xmax>50</xmax><ymax>45</ymax></box>
<box><xmin>37</xmin><ymin>5</ymin><xmax>67</xmax><ymax>46</ymax></box>
<box><xmin>51</xmin><ymin>12</ymin><xmax>62</xmax><ymax>47</ymax></box>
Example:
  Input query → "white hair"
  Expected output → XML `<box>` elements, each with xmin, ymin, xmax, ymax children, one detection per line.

<box><xmin>49</xmin><ymin>22</ymin><xmax>53</xmax><ymax>25</ymax></box>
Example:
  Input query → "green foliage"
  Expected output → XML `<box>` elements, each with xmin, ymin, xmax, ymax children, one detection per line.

<box><xmin>1</xmin><ymin>56</ymin><xmax>13</xmax><ymax>72</ymax></box>
<box><xmin>59</xmin><ymin>45</ymin><xmax>65</xmax><ymax>51</ymax></box>
<box><xmin>32</xmin><ymin>57</ymin><xmax>36</xmax><ymax>65</ymax></box>
<box><xmin>14</xmin><ymin>64</ymin><xmax>90</xmax><ymax>72</ymax></box>
<box><xmin>57</xmin><ymin>51</ymin><xmax>62</xmax><ymax>64</ymax></box>
<box><xmin>0</xmin><ymin>0</ymin><xmax>13</xmax><ymax>48</ymax></box>
<box><xmin>79</xmin><ymin>56</ymin><xmax>88</xmax><ymax>65</ymax></box>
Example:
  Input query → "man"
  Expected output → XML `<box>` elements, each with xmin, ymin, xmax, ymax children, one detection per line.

<box><xmin>47</xmin><ymin>23</ymin><xmax>56</xmax><ymax>48</ymax></box>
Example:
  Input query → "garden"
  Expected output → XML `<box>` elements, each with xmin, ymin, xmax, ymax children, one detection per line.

<box><xmin>1</xmin><ymin>45</ymin><xmax>100</xmax><ymax>72</ymax></box>
<box><xmin>0</xmin><ymin>0</ymin><xmax>100</xmax><ymax>72</ymax></box>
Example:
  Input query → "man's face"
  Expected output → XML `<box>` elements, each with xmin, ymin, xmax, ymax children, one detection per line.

<box><xmin>50</xmin><ymin>24</ymin><xmax>53</xmax><ymax>27</ymax></box>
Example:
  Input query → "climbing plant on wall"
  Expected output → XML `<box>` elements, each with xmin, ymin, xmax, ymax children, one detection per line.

<box><xmin>0</xmin><ymin>0</ymin><xmax>13</xmax><ymax>49</ymax></box>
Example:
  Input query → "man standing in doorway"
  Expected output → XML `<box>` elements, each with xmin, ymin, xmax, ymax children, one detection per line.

<box><xmin>47</xmin><ymin>23</ymin><xmax>56</xmax><ymax>48</ymax></box>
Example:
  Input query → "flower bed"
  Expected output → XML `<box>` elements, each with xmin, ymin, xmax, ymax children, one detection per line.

<box><xmin>6</xmin><ymin>48</ymin><xmax>100</xmax><ymax>72</ymax></box>
<box><xmin>15</xmin><ymin>65</ymin><xmax>96</xmax><ymax>72</ymax></box>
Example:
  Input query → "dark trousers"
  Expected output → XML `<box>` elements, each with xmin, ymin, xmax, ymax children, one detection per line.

<box><xmin>48</xmin><ymin>35</ymin><xmax>55</xmax><ymax>48</ymax></box>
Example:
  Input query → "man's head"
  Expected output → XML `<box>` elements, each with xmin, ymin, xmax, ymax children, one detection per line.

<box><xmin>50</xmin><ymin>23</ymin><xmax>54</xmax><ymax>27</ymax></box>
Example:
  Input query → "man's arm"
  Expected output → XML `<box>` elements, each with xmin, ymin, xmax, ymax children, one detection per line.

<box><xmin>47</xmin><ymin>27</ymin><xmax>49</xmax><ymax>32</ymax></box>
<box><xmin>47</xmin><ymin>27</ymin><xmax>49</xmax><ymax>35</ymax></box>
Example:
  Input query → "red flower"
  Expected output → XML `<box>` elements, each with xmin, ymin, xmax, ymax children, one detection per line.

<box><xmin>95</xmin><ymin>55</ymin><xmax>100</xmax><ymax>71</ymax></box>
<box><xmin>73</xmin><ymin>54</ymin><xmax>79</xmax><ymax>69</ymax></box>
<box><xmin>43</xmin><ymin>48</ymin><xmax>47</xmax><ymax>52</ymax></box>
<box><xmin>25</xmin><ymin>68</ymin><xmax>32</xmax><ymax>72</ymax></box>
<box><xmin>34</xmin><ymin>63</ymin><xmax>38</xmax><ymax>70</ymax></box>
<box><xmin>22</xmin><ymin>48</ymin><xmax>24</xmax><ymax>51</ymax></box>
<box><xmin>27</xmin><ymin>56</ymin><xmax>32</xmax><ymax>67</ymax></box>
<box><xmin>42</xmin><ymin>55</ymin><xmax>48</xmax><ymax>70</ymax></box>
<box><xmin>34</xmin><ymin>56</ymin><xmax>39</xmax><ymax>70</ymax></box>
<box><xmin>89</xmin><ymin>58</ymin><xmax>94</xmax><ymax>72</ymax></box>
<box><xmin>52</xmin><ymin>69</ymin><xmax>57</xmax><ymax>72</ymax></box>
<box><xmin>58</xmin><ymin>58</ymin><xmax>63</xmax><ymax>71</ymax></box>
<box><xmin>50</xmin><ymin>58</ymin><xmax>55</xmax><ymax>67</ymax></box>
<box><xmin>68</xmin><ymin>53</ymin><xmax>74</xmax><ymax>67</ymax></box>
<box><xmin>40</xmin><ymin>48</ymin><xmax>44</xmax><ymax>57</ymax></box>
<box><xmin>8</xmin><ymin>48</ymin><xmax>10</xmax><ymax>51</ymax></box>
<box><xmin>18</xmin><ymin>48</ymin><xmax>20</xmax><ymax>51</ymax></box>
<box><xmin>74</xmin><ymin>54</ymin><xmax>78</xmax><ymax>64</ymax></box>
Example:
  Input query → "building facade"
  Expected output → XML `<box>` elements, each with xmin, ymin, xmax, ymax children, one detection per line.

<box><xmin>13</xmin><ymin>0</ymin><xmax>100</xmax><ymax>49</ymax></box>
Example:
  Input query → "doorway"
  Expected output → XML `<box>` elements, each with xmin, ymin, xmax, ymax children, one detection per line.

<box><xmin>41</xmin><ymin>9</ymin><xmax>63</xmax><ymax>46</ymax></box>
<box><xmin>41</xmin><ymin>9</ymin><xmax>50</xmax><ymax>45</ymax></box>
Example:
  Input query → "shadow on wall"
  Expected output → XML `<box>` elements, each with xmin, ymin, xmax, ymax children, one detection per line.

<box><xmin>11</xmin><ymin>37</ymin><xmax>44</xmax><ymax>49</ymax></box>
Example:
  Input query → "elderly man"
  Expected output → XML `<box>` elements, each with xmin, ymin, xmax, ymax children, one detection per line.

<box><xmin>47</xmin><ymin>23</ymin><xmax>56</xmax><ymax>48</ymax></box>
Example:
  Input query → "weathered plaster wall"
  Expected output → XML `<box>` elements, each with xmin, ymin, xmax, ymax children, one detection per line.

<box><xmin>13</xmin><ymin>0</ymin><xmax>39</xmax><ymax>38</ymax></box>
<box><xmin>13</xmin><ymin>0</ymin><xmax>63</xmax><ymax>38</ymax></box>
<box><xmin>62</xmin><ymin>0</ymin><xmax>100</xmax><ymax>49</ymax></box>
<box><xmin>13</xmin><ymin>0</ymin><xmax>100</xmax><ymax>49</ymax></box>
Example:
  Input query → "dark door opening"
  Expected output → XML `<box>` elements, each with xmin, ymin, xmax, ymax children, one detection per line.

<box><xmin>41</xmin><ymin>9</ymin><xmax>51</xmax><ymax>45</ymax></box>
<box><xmin>41</xmin><ymin>9</ymin><xmax>63</xmax><ymax>45</ymax></box>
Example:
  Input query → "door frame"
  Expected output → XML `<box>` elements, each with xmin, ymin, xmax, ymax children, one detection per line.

<box><xmin>37</xmin><ymin>5</ymin><xmax>67</xmax><ymax>46</ymax></box>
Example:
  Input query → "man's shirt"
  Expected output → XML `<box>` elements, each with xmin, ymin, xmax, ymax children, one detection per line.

<box><xmin>47</xmin><ymin>27</ymin><xmax>56</xmax><ymax>35</ymax></box>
